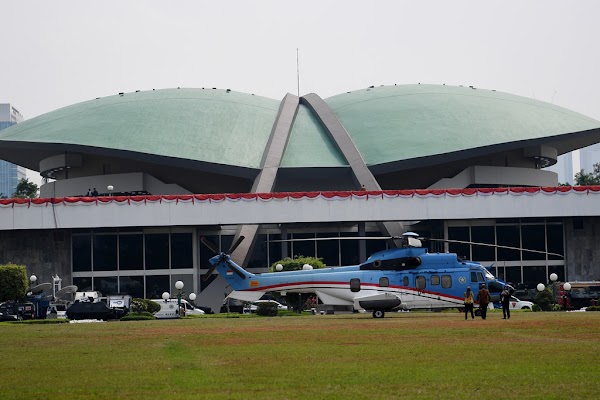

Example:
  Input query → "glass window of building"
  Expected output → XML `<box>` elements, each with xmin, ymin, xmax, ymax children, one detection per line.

<box><xmin>496</xmin><ymin>225</ymin><xmax>521</xmax><ymax>261</ymax></box>
<box><xmin>120</xmin><ymin>276</ymin><xmax>144</xmax><ymax>298</ymax></box>
<box><xmin>471</xmin><ymin>226</ymin><xmax>495</xmax><ymax>261</ymax></box>
<box><xmin>247</xmin><ymin>234</ymin><xmax>268</xmax><ymax>269</ymax></box>
<box><xmin>448</xmin><ymin>227</ymin><xmax>470</xmax><ymax>260</ymax></box>
<box><xmin>340</xmin><ymin>232</ymin><xmax>359</xmax><ymax>266</ymax></box>
<box><xmin>292</xmin><ymin>233</ymin><xmax>315</xmax><ymax>258</ymax></box>
<box><xmin>119</xmin><ymin>234</ymin><xmax>143</xmax><ymax>270</ymax></box>
<box><xmin>523</xmin><ymin>266</ymin><xmax>546</xmax><ymax>287</ymax></box>
<box><xmin>96</xmin><ymin>276</ymin><xmax>118</xmax><ymax>295</ymax></box>
<box><xmin>146</xmin><ymin>275</ymin><xmax>169</xmax><ymax>299</ymax></box>
<box><xmin>268</xmin><ymin>234</ymin><xmax>283</xmax><ymax>267</ymax></box>
<box><xmin>171</xmin><ymin>233</ymin><xmax>193</xmax><ymax>269</ymax></box>
<box><xmin>521</xmin><ymin>225</ymin><xmax>546</xmax><ymax>260</ymax></box>
<box><xmin>200</xmin><ymin>234</ymin><xmax>219</xmax><ymax>270</ymax></box>
<box><xmin>73</xmin><ymin>277</ymin><xmax>92</xmax><ymax>291</ymax></box>
<box><xmin>145</xmin><ymin>233</ymin><xmax>169</xmax><ymax>269</ymax></box>
<box><xmin>317</xmin><ymin>232</ymin><xmax>339</xmax><ymax>267</ymax></box>
<box><xmin>546</xmin><ymin>224</ymin><xmax>564</xmax><ymax>261</ymax></box>
<box><xmin>72</xmin><ymin>234</ymin><xmax>92</xmax><ymax>272</ymax></box>
<box><xmin>504</xmin><ymin>266</ymin><xmax>521</xmax><ymax>286</ymax></box>
<box><xmin>93</xmin><ymin>234</ymin><xmax>117</xmax><ymax>271</ymax></box>
<box><xmin>365</xmin><ymin>232</ymin><xmax>387</xmax><ymax>259</ymax></box>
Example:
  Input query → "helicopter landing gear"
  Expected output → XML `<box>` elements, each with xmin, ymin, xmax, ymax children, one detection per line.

<box><xmin>373</xmin><ymin>310</ymin><xmax>385</xmax><ymax>318</ymax></box>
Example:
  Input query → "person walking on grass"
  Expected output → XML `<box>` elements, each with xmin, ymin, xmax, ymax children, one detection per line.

<box><xmin>464</xmin><ymin>286</ymin><xmax>475</xmax><ymax>320</ymax></box>
<box><xmin>476</xmin><ymin>283</ymin><xmax>491</xmax><ymax>320</ymax></box>
<box><xmin>500</xmin><ymin>285</ymin><xmax>511</xmax><ymax>319</ymax></box>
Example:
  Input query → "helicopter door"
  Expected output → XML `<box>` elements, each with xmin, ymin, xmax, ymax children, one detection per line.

<box><xmin>412</xmin><ymin>275</ymin><xmax>432</xmax><ymax>309</ymax></box>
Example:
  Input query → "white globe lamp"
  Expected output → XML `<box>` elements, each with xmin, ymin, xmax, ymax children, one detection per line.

<box><xmin>550</xmin><ymin>273</ymin><xmax>558</xmax><ymax>282</ymax></box>
<box><xmin>536</xmin><ymin>283</ymin><xmax>545</xmax><ymax>292</ymax></box>
<box><xmin>275</xmin><ymin>264</ymin><xmax>283</xmax><ymax>272</ymax></box>
<box><xmin>189</xmin><ymin>293</ymin><xmax>196</xmax><ymax>301</ymax></box>
<box><xmin>161</xmin><ymin>291</ymin><xmax>170</xmax><ymax>301</ymax></box>
<box><xmin>563</xmin><ymin>282</ymin><xmax>571</xmax><ymax>291</ymax></box>
<box><xmin>175</xmin><ymin>280</ymin><xmax>184</xmax><ymax>290</ymax></box>
<box><xmin>303</xmin><ymin>264</ymin><xmax>313</xmax><ymax>270</ymax></box>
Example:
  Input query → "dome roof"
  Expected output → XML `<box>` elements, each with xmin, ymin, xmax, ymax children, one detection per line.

<box><xmin>1</xmin><ymin>84</ymin><xmax>599</xmax><ymax>174</ymax></box>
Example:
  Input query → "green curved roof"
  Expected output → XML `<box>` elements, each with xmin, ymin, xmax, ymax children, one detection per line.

<box><xmin>0</xmin><ymin>88</ymin><xmax>281</xmax><ymax>169</ymax></box>
<box><xmin>324</xmin><ymin>84</ymin><xmax>600</xmax><ymax>166</ymax></box>
<box><xmin>1</xmin><ymin>84</ymin><xmax>599</xmax><ymax>171</ymax></box>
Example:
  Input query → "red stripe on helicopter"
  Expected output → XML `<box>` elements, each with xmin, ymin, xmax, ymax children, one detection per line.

<box><xmin>241</xmin><ymin>281</ymin><xmax>464</xmax><ymax>301</ymax></box>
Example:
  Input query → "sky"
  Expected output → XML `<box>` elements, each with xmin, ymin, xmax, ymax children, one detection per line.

<box><xmin>1</xmin><ymin>0</ymin><xmax>600</xmax><ymax>183</ymax></box>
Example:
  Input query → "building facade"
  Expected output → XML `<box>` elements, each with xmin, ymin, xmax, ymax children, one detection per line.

<box><xmin>0</xmin><ymin>85</ymin><xmax>599</xmax><ymax>312</ymax></box>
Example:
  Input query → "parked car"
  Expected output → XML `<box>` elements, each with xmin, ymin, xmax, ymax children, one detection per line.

<box><xmin>245</xmin><ymin>300</ymin><xmax>288</xmax><ymax>313</ymax></box>
<box><xmin>508</xmin><ymin>296</ymin><xmax>534</xmax><ymax>310</ymax></box>
<box><xmin>0</xmin><ymin>301</ymin><xmax>35</xmax><ymax>320</ymax></box>
<box><xmin>0</xmin><ymin>311</ymin><xmax>18</xmax><ymax>322</ymax></box>
<box><xmin>181</xmin><ymin>299</ymin><xmax>206</xmax><ymax>316</ymax></box>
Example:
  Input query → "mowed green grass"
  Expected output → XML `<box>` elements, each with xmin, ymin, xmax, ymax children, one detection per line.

<box><xmin>1</xmin><ymin>311</ymin><xmax>599</xmax><ymax>400</ymax></box>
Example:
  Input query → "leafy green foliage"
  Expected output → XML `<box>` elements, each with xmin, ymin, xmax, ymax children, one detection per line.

<box><xmin>121</xmin><ymin>312</ymin><xmax>156</xmax><ymax>321</ymax></box>
<box><xmin>256</xmin><ymin>301</ymin><xmax>279</xmax><ymax>316</ymax></box>
<box><xmin>269</xmin><ymin>255</ymin><xmax>326</xmax><ymax>272</ymax></box>
<box><xmin>12</xmin><ymin>178</ymin><xmax>39</xmax><ymax>199</ymax></box>
<box><xmin>131</xmin><ymin>298</ymin><xmax>161</xmax><ymax>314</ymax></box>
<box><xmin>0</xmin><ymin>263</ymin><xmax>28</xmax><ymax>302</ymax></box>
<box><xmin>534</xmin><ymin>287</ymin><xmax>554</xmax><ymax>311</ymax></box>
<box><xmin>586</xmin><ymin>306</ymin><xmax>600</xmax><ymax>312</ymax></box>
<box><xmin>574</xmin><ymin>162</ymin><xmax>600</xmax><ymax>186</ymax></box>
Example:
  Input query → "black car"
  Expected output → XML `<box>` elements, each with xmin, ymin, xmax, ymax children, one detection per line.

<box><xmin>0</xmin><ymin>302</ymin><xmax>36</xmax><ymax>320</ymax></box>
<box><xmin>0</xmin><ymin>311</ymin><xmax>18</xmax><ymax>322</ymax></box>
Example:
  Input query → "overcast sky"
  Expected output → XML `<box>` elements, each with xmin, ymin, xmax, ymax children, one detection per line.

<box><xmin>1</xmin><ymin>0</ymin><xmax>599</xmax><ymax>182</ymax></box>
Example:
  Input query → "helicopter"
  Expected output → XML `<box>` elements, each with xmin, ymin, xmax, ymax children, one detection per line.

<box><xmin>202</xmin><ymin>233</ymin><xmax>559</xmax><ymax>318</ymax></box>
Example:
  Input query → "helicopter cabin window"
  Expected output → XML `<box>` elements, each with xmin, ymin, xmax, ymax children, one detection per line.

<box><xmin>403</xmin><ymin>276</ymin><xmax>409</xmax><ymax>286</ymax></box>
<box><xmin>442</xmin><ymin>275</ymin><xmax>452</xmax><ymax>288</ymax></box>
<box><xmin>471</xmin><ymin>271</ymin><xmax>484</xmax><ymax>283</ymax></box>
<box><xmin>416</xmin><ymin>276</ymin><xmax>426</xmax><ymax>289</ymax></box>
<box><xmin>430</xmin><ymin>275</ymin><xmax>440</xmax><ymax>285</ymax></box>
<box><xmin>379</xmin><ymin>277</ymin><xmax>389</xmax><ymax>287</ymax></box>
<box><xmin>350</xmin><ymin>278</ymin><xmax>361</xmax><ymax>292</ymax></box>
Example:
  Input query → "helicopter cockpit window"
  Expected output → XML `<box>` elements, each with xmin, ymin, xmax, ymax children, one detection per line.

<box><xmin>471</xmin><ymin>271</ymin><xmax>485</xmax><ymax>283</ymax></box>
<box><xmin>416</xmin><ymin>276</ymin><xmax>426</xmax><ymax>290</ymax></box>
<box><xmin>442</xmin><ymin>275</ymin><xmax>452</xmax><ymax>288</ymax></box>
<box><xmin>483</xmin><ymin>268</ymin><xmax>495</xmax><ymax>280</ymax></box>
<box><xmin>430</xmin><ymin>275</ymin><xmax>440</xmax><ymax>285</ymax></box>
<box><xmin>403</xmin><ymin>276</ymin><xmax>409</xmax><ymax>287</ymax></box>
<box><xmin>379</xmin><ymin>277</ymin><xmax>389</xmax><ymax>287</ymax></box>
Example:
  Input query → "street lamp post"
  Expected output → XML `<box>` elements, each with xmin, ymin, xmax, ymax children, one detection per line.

<box><xmin>175</xmin><ymin>280</ymin><xmax>184</xmax><ymax>317</ymax></box>
<box><xmin>29</xmin><ymin>274</ymin><xmax>37</xmax><ymax>289</ymax></box>
<box><xmin>107</xmin><ymin>185</ymin><xmax>114</xmax><ymax>196</ymax></box>
<box><xmin>562</xmin><ymin>282</ymin><xmax>572</xmax><ymax>310</ymax></box>
<box><xmin>549</xmin><ymin>273</ymin><xmax>558</xmax><ymax>307</ymax></box>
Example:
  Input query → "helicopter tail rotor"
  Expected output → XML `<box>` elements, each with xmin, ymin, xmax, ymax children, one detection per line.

<box><xmin>200</xmin><ymin>236</ymin><xmax>247</xmax><ymax>281</ymax></box>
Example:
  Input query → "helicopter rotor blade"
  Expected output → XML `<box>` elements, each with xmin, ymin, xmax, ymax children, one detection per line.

<box><xmin>269</xmin><ymin>236</ymin><xmax>399</xmax><ymax>243</ymax></box>
<box><xmin>423</xmin><ymin>238</ymin><xmax>564</xmax><ymax>259</ymax></box>
<box><xmin>227</xmin><ymin>235</ymin><xmax>245</xmax><ymax>254</ymax></box>
<box><xmin>200</xmin><ymin>236</ymin><xmax>219</xmax><ymax>254</ymax></box>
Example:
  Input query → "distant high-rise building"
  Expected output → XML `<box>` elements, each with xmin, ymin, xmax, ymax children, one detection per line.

<box><xmin>0</xmin><ymin>104</ymin><xmax>26</xmax><ymax>198</ymax></box>
<box><xmin>546</xmin><ymin>144</ymin><xmax>600</xmax><ymax>185</ymax></box>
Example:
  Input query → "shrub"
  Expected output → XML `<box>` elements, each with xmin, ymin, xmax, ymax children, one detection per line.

<box><xmin>131</xmin><ymin>298</ymin><xmax>160</xmax><ymax>314</ymax></box>
<box><xmin>0</xmin><ymin>263</ymin><xmax>28</xmax><ymax>302</ymax></box>
<box><xmin>121</xmin><ymin>312</ymin><xmax>156</xmax><ymax>321</ymax></box>
<box><xmin>586</xmin><ymin>306</ymin><xmax>600</xmax><ymax>312</ymax></box>
<box><xmin>534</xmin><ymin>288</ymin><xmax>554</xmax><ymax>311</ymax></box>
<box><xmin>256</xmin><ymin>301</ymin><xmax>279</xmax><ymax>317</ymax></box>
<box><xmin>269</xmin><ymin>256</ymin><xmax>326</xmax><ymax>272</ymax></box>
<box><xmin>532</xmin><ymin>304</ymin><xmax>541</xmax><ymax>312</ymax></box>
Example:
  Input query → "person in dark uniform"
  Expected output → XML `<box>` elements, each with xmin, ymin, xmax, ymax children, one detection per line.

<box><xmin>476</xmin><ymin>283</ymin><xmax>491</xmax><ymax>320</ymax></box>
<box><xmin>463</xmin><ymin>286</ymin><xmax>475</xmax><ymax>320</ymax></box>
<box><xmin>500</xmin><ymin>286</ymin><xmax>511</xmax><ymax>319</ymax></box>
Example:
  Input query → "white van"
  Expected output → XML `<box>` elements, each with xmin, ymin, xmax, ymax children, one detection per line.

<box><xmin>151</xmin><ymin>299</ymin><xmax>205</xmax><ymax>319</ymax></box>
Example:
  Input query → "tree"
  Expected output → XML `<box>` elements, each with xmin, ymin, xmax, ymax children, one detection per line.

<box><xmin>0</xmin><ymin>263</ymin><xmax>28</xmax><ymax>302</ymax></box>
<box><xmin>12</xmin><ymin>178</ymin><xmax>39</xmax><ymax>198</ymax></box>
<box><xmin>574</xmin><ymin>162</ymin><xmax>600</xmax><ymax>186</ymax></box>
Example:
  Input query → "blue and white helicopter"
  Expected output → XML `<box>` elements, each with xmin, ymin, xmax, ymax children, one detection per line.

<box><xmin>202</xmin><ymin>233</ymin><xmax>556</xmax><ymax>318</ymax></box>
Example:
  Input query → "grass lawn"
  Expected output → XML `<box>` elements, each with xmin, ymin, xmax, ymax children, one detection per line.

<box><xmin>1</xmin><ymin>310</ymin><xmax>599</xmax><ymax>399</ymax></box>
